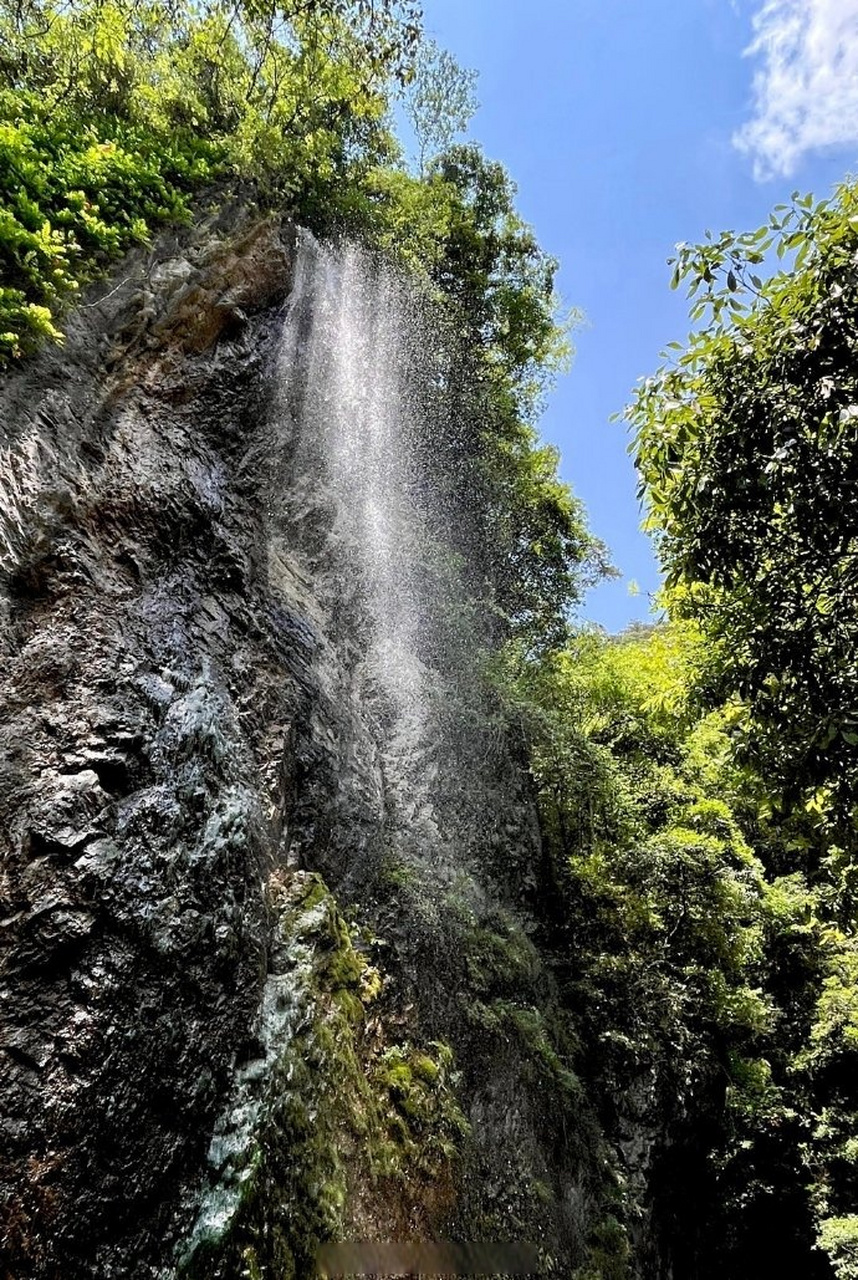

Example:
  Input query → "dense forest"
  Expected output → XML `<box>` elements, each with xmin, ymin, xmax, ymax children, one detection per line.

<box><xmin>3</xmin><ymin>0</ymin><xmax>858</xmax><ymax>1277</ymax></box>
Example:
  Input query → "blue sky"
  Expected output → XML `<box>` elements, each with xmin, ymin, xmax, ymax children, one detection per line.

<box><xmin>414</xmin><ymin>0</ymin><xmax>858</xmax><ymax>631</ymax></box>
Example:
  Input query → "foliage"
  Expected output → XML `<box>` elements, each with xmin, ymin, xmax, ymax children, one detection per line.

<box><xmin>497</xmin><ymin>611</ymin><xmax>858</xmax><ymax>1274</ymax></box>
<box><xmin>401</xmin><ymin>36</ymin><xmax>477</xmax><ymax>175</ymax></box>
<box><xmin>496</xmin><ymin>624</ymin><xmax>775</xmax><ymax>1258</ymax></box>
<box><xmin>818</xmin><ymin>1217</ymin><xmax>858</xmax><ymax>1280</ymax></box>
<box><xmin>622</xmin><ymin>180</ymin><xmax>858</xmax><ymax>1276</ymax></box>
<box><xmin>0</xmin><ymin>0</ymin><xmax>419</xmax><ymax>358</ymax></box>
<box><xmin>628</xmin><ymin>181</ymin><xmax>858</xmax><ymax>840</ymax></box>
<box><xmin>417</xmin><ymin>143</ymin><xmax>613</xmax><ymax>649</ymax></box>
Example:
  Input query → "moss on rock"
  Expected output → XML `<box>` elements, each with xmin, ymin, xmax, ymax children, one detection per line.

<box><xmin>176</xmin><ymin>870</ymin><xmax>468</xmax><ymax>1278</ymax></box>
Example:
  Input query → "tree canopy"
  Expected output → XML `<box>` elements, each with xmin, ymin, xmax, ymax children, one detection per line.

<box><xmin>0</xmin><ymin>0</ymin><xmax>419</xmax><ymax>356</ymax></box>
<box><xmin>622</xmin><ymin>178</ymin><xmax>858</xmax><ymax>1279</ymax></box>
<box><xmin>629</xmin><ymin>183</ymin><xmax>858</xmax><ymax>844</ymax></box>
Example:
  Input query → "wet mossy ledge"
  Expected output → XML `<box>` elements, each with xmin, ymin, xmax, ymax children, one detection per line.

<box><xmin>173</xmin><ymin>869</ymin><xmax>613</xmax><ymax>1278</ymax></box>
<box><xmin>176</xmin><ymin>872</ymin><xmax>469</xmax><ymax>1280</ymax></box>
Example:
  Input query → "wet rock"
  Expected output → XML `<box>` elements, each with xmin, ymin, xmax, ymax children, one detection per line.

<box><xmin>0</xmin><ymin>210</ymin><xmax>616</xmax><ymax>1279</ymax></box>
<box><xmin>0</xmin><ymin>210</ymin><xmax>299</xmax><ymax>1279</ymax></box>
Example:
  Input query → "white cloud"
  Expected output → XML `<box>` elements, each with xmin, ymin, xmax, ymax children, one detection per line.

<box><xmin>734</xmin><ymin>0</ymin><xmax>858</xmax><ymax>180</ymax></box>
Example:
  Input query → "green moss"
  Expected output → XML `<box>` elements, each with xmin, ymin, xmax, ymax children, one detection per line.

<box><xmin>412</xmin><ymin>1053</ymin><xmax>441</xmax><ymax>1084</ymax></box>
<box><xmin>359</xmin><ymin>963</ymin><xmax>383</xmax><ymax>1004</ymax></box>
<box><xmin>240</xmin><ymin>1246</ymin><xmax>262</xmax><ymax>1280</ymax></box>
<box><xmin>379</xmin><ymin>854</ymin><xmax>419</xmax><ymax>889</ymax></box>
<box><xmin>572</xmin><ymin>1217</ymin><xmax>632</xmax><ymax>1280</ymax></box>
<box><xmin>178</xmin><ymin>871</ymin><xmax>469</xmax><ymax>1277</ymax></box>
<box><xmin>322</xmin><ymin>945</ymin><xmax>365</xmax><ymax>992</ymax></box>
<box><xmin>295</xmin><ymin>876</ymin><xmax>329</xmax><ymax>914</ymax></box>
<box><xmin>467</xmin><ymin>998</ymin><xmax>581</xmax><ymax>1099</ymax></box>
<box><xmin>381</xmin><ymin>1060</ymin><xmax>413</xmax><ymax>1092</ymax></box>
<box><xmin>371</xmin><ymin>1042</ymin><xmax>471</xmax><ymax>1178</ymax></box>
<box><xmin>532</xmin><ymin>1178</ymin><xmax>554</xmax><ymax>1205</ymax></box>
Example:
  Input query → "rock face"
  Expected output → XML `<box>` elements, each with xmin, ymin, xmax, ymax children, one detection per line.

<box><xmin>0</xmin><ymin>205</ymin><xmax>606</xmax><ymax>1277</ymax></box>
<box><xmin>0</xmin><ymin>204</ymin><xmax>306</xmax><ymax>1277</ymax></box>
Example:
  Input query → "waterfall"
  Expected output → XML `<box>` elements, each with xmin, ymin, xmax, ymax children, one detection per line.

<box><xmin>278</xmin><ymin>232</ymin><xmax>448</xmax><ymax>853</ymax></box>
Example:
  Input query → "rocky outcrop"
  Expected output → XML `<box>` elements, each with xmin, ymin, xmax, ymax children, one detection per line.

<box><xmin>0</xmin><ymin>205</ymin><xmax>605</xmax><ymax>1277</ymax></box>
<box><xmin>0</xmin><ymin>203</ymin><xmax>308</xmax><ymax>1277</ymax></box>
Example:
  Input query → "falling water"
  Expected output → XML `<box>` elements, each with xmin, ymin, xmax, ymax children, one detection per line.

<box><xmin>277</xmin><ymin>232</ymin><xmax>448</xmax><ymax>849</ymax></box>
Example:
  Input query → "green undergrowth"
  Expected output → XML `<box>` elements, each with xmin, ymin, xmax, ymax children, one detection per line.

<box><xmin>0</xmin><ymin>83</ymin><xmax>214</xmax><ymax>357</ymax></box>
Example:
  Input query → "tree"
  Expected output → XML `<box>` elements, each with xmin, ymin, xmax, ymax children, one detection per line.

<box><xmin>402</xmin><ymin>37</ymin><xmax>477</xmax><ymax>175</ymax></box>
<box><xmin>628</xmin><ymin>182</ymin><xmax>858</xmax><ymax>847</ymax></box>
<box><xmin>0</xmin><ymin>0</ymin><xmax>424</xmax><ymax>358</ymax></box>
<box><xmin>420</xmin><ymin>143</ymin><xmax>609</xmax><ymax>650</ymax></box>
<box><xmin>494</xmin><ymin>621</ymin><xmax>778</xmax><ymax>1273</ymax></box>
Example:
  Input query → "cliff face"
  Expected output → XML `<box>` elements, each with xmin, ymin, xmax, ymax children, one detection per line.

<box><xmin>0</xmin><ymin>205</ymin><xmax>303</xmax><ymax>1276</ymax></box>
<box><xmin>0</xmin><ymin>206</ymin><xmax>617</xmax><ymax>1278</ymax></box>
